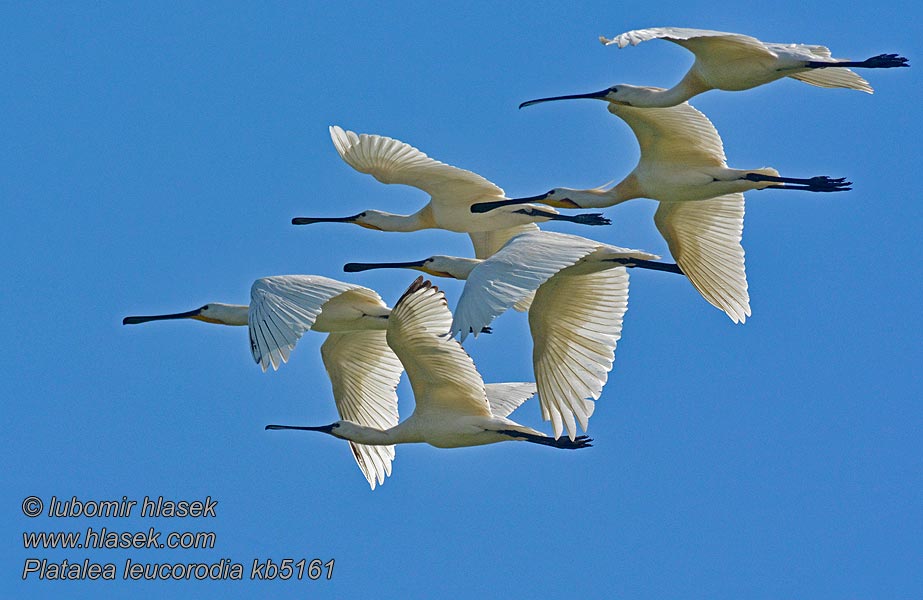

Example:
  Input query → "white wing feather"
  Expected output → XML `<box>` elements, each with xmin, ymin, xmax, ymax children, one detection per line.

<box><xmin>609</xmin><ymin>102</ymin><xmax>727</xmax><ymax>167</ymax></box>
<box><xmin>787</xmin><ymin>68</ymin><xmax>873</xmax><ymax>92</ymax></box>
<box><xmin>530</xmin><ymin>266</ymin><xmax>631</xmax><ymax>440</ymax></box>
<box><xmin>248</xmin><ymin>275</ymin><xmax>382</xmax><ymax>371</ymax></box>
<box><xmin>387</xmin><ymin>278</ymin><xmax>491</xmax><ymax>418</ymax></box>
<box><xmin>320</xmin><ymin>331</ymin><xmax>403</xmax><ymax>490</ymax></box>
<box><xmin>468</xmin><ymin>222</ymin><xmax>540</xmax><ymax>259</ymax></box>
<box><xmin>451</xmin><ymin>231</ymin><xmax>603</xmax><ymax>341</ymax></box>
<box><xmin>654</xmin><ymin>193</ymin><xmax>750</xmax><ymax>323</ymax></box>
<box><xmin>330</xmin><ymin>125</ymin><xmax>505</xmax><ymax>200</ymax></box>
<box><xmin>600</xmin><ymin>27</ymin><xmax>775</xmax><ymax>59</ymax></box>
<box><xmin>484</xmin><ymin>383</ymin><xmax>537</xmax><ymax>418</ymax></box>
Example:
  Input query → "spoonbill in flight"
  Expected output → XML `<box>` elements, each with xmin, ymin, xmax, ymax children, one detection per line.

<box><xmin>123</xmin><ymin>275</ymin><xmax>404</xmax><ymax>488</ymax></box>
<box><xmin>596</xmin><ymin>27</ymin><xmax>908</xmax><ymax>106</ymax></box>
<box><xmin>344</xmin><ymin>231</ymin><xmax>681</xmax><ymax>440</ymax></box>
<box><xmin>292</xmin><ymin>126</ymin><xmax>610</xmax><ymax>259</ymax></box>
<box><xmin>266</xmin><ymin>277</ymin><xmax>591</xmax><ymax>487</ymax></box>
<box><xmin>472</xmin><ymin>98</ymin><xmax>852</xmax><ymax>323</ymax></box>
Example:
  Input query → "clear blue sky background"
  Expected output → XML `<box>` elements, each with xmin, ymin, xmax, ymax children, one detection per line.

<box><xmin>3</xmin><ymin>2</ymin><xmax>920</xmax><ymax>598</ymax></box>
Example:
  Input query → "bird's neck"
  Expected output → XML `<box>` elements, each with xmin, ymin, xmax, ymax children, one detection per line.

<box><xmin>368</xmin><ymin>206</ymin><xmax>436</xmax><ymax>233</ymax></box>
<box><xmin>627</xmin><ymin>72</ymin><xmax>707</xmax><ymax>108</ymax></box>
<box><xmin>565</xmin><ymin>177</ymin><xmax>641</xmax><ymax>208</ymax></box>
<box><xmin>196</xmin><ymin>303</ymin><xmax>249</xmax><ymax>326</ymax></box>
<box><xmin>337</xmin><ymin>421</ymin><xmax>422</xmax><ymax>445</ymax></box>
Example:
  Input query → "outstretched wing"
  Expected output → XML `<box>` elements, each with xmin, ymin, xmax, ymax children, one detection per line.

<box><xmin>387</xmin><ymin>277</ymin><xmax>491</xmax><ymax>417</ymax></box>
<box><xmin>601</xmin><ymin>27</ymin><xmax>776</xmax><ymax>61</ymax></box>
<box><xmin>609</xmin><ymin>101</ymin><xmax>727</xmax><ymax>167</ymax></box>
<box><xmin>654</xmin><ymin>193</ymin><xmax>750</xmax><ymax>323</ymax></box>
<box><xmin>330</xmin><ymin>125</ymin><xmax>505</xmax><ymax>201</ymax></box>
<box><xmin>530</xmin><ymin>265</ymin><xmax>631</xmax><ymax>440</ymax></box>
<box><xmin>248</xmin><ymin>275</ymin><xmax>383</xmax><ymax>371</ymax></box>
<box><xmin>321</xmin><ymin>331</ymin><xmax>403</xmax><ymax>490</ymax></box>
<box><xmin>451</xmin><ymin>231</ymin><xmax>603</xmax><ymax>341</ymax></box>
<box><xmin>484</xmin><ymin>383</ymin><xmax>537</xmax><ymax>418</ymax></box>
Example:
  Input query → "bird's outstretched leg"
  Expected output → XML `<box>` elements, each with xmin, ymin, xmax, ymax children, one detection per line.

<box><xmin>744</xmin><ymin>173</ymin><xmax>852</xmax><ymax>192</ymax></box>
<box><xmin>496</xmin><ymin>429</ymin><xmax>593</xmax><ymax>449</ymax></box>
<box><xmin>605</xmin><ymin>258</ymin><xmax>684</xmax><ymax>274</ymax></box>
<box><xmin>807</xmin><ymin>54</ymin><xmax>909</xmax><ymax>69</ymax></box>
<box><xmin>514</xmin><ymin>208</ymin><xmax>610</xmax><ymax>226</ymax></box>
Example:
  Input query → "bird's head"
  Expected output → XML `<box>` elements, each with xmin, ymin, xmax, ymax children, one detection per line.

<box><xmin>344</xmin><ymin>255</ymin><xmax>479</xmax><ymax>280</ymax></box>
<box><xmin>292</xmin><ymin>211</ymin><xmax>388</xmax><ymax>231</ymax></box>
<box><xmin>265</xmin><ymin>420</ymin><xmax>359</xmax><ymax>441</ymax></box>
<box><xmin>519</xmin><ymin>84</ymin><xmax>635</xmax><ymax>109</ymax></box>
<box><xmin>122</xmin><ymin>302</ymin><xmax>248</xmax><ymax>326</ymax></box>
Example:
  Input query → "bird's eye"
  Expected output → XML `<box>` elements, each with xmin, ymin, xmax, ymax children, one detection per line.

<box><xmin>547</xmin><ymin>190</ymin><xmax>555</xmax><ymax>195</ymax></box>
<box><xmin>201</xmin><ymin>305</ymin><xmax>209</xmax><ymax>311</ymax></box>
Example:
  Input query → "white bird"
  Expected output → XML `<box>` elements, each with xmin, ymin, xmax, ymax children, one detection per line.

<box><xmin>123</xmin><ymin>275</ymin><xmax>404</xmax><ymax>489</ymax></box>
<box><xmin>596</xmin><ymin>27</ymin><xmax>908</xmax><ymax>107</ymax></box>
<box><xmin>266</xmin><ymin>277</ymin><xmax>591</xmax><ymax>487</ymax></box>
<box><xmin>292</xmin><ymin>125</ymin><xmax>610</xmax><ymax>259</ymax></box>
<box><xmin>344</xmin><ymin>231</ymin><xmax>681</xmax><ymax>440</ymax></box>
<box><xmin>473</xmin><ymin>97</ymin><xmax>852</xmax><ymax>323</ymax></box>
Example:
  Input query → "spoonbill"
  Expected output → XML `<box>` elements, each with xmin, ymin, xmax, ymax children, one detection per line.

<box><xmin>472</xmin><ymin>98</ymin><xmax>852</xmax><ymax>323</ymax></box>
<box><xmin>597</xmin><ymin>27</ymin><xmax>908</xmax><ymax>106</ymax></box>
<box><xmin>292</xmin><ymin>126</ymin><xmax>610</xmax><ymax>259</ymax></box>
<box><xmin>266</xmin><ymin>277</ymin><xmax>591</xmax><ymax>488</ymax></box>
<box><xmin>344</xmin><ymin>231</ymin><xmax>681</xmax><ymax>440</ymax></box>
<box><xmin>123</xmin><ymin>275</ymin><xmax>404</xmax><ymax>488</ymax></box>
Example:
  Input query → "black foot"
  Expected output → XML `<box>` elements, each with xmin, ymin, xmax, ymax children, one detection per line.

<box><xmin>860</xmin><ymin>53</ymin><xmax>909</xmax><ymax>69</ymax></box>
<box><xmin>808</xmin><ymin>53</ymin><xmax>909</xmax><ymax>69</ymax></box>
<box><xmin>746</xmin><ymin>173</ymin><xmax>852</xmax><ymax>192</ymax></box>
<box><xmin>498</xmin><ymin>429</ymin><xmax>594</xmax><ymax>449</ymax></box>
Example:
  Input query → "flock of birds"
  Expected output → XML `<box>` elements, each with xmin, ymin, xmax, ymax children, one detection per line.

<box><xmin>124</xmin><ymin>28</ymin><xmax>908</xmax><ymax>489</ymax></box>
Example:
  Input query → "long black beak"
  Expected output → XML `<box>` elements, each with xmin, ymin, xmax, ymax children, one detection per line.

<box><xmin>471</xmin><ymin>194</ymin><xmax>548</xmax><ymax>214</ymax></box>
<box><xmin>519</xmin><ymin>88</ymin><xmax>611</xmax><ymax>109</ymax></box>
<box><xmin>344</xmin><ymin>259</ymin><xmax>428</xmax><ymax>273</ymax></box>
<box><xmin>265</xmin><ymin>424</ymin><xmax>335</xmax><ymax>433</ymax></box>
<box><xmin>292</xmin><ymin>213</ymin><xmax>361</xmax><ymax>225</ymax></box>
<box><xmin>122</xmin><ymin>308</ymin><xmax>203</xmax><ymax>325</ymax></box>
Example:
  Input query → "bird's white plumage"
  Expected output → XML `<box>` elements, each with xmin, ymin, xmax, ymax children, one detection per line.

<box><xmin>386</xmin><ymin>280</ymin><xmax>492</xmax><ymax>418</ymax></box>
<box><xmin>484</xmin><ymin>383</ymin><xmax>538</xmax><ymax>418</ymax></box>
<box><xmin>602</xmin><ymin>27</ymin><xmax>773</xmax><ymax>55</ymax></box>
<box><xmin>320</xmin><ymin>331</ymin><xmax>403</xmax><ymax>489</ymax></box>
<box><xmin>248</xmin><ymin>275</ymin><xmax>384</xmax><ymax>371</ymax></box>
<box><xmin>601</xmin><ymin>27</ymin><xmax>874</xmax><ymax>94</ymax></box>
<box><xmin>610</xmin><ymin>101</ymin><xmax>726</xmax><ymax>168</ymax></box>
<box><xmin>468</xmin><ymin>222</ymin><xmax>540</xmax><ymax>259</ymax></box>
<box><xmin>654</xmin><ymin>193</ymin><xmax>749</xmax><ymax>323</ymax></box>
<box><xmin>448</xmin><ymin>231</ymin><xmax>657</xmax><ymax>439</ymax></box>
<box><xmin>451</xmin><ymin>231</ymin><xmax>603</xmax><ymax>340</ymax></box>
<box><xmin>330</xmin><ymin>125</ymin><xmax>505</xmax><ymax>199</ymax></box>
<box><xmin>530</xmin><ymin>264</ymin><xmax>630</xmax><ymax>439</ymax></box>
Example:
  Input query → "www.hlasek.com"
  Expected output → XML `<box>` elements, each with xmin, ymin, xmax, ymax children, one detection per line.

<box><xmin>20</xmin><ymin>495</ymin><xmax>334</xmax><ymax>582</ymax></box>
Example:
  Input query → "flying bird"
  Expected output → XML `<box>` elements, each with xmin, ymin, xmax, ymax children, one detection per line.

<box><xmin>344</xmin><ymin>231</ymin><xmax>681</xmax><ymax>440</ymax></box>
<box><xmin>292</xmin><ymin>126</ymin><xmax>610</xmax><ymax>259</ymax></box>
<box><xmin>472</xmin><ymin>97</ymin><xmax>852</xmax><ymax>323</ymax></box>
<box><xmin>266</xmin><ymin>277</ymin><xmax>591</xmax><ymax>488</ymax></box>
<box><xmin>595</xmin><ymin>27</ymin><xmax>908</xmax><ymax>107</ymax></box>
<box><xmin>123</xmin><ymin>275</ymin><xmax>404</xmax><ymax>489</ymax></box>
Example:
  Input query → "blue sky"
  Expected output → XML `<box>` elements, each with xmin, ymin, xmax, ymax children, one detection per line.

<box><xmin>3</xmin><ymin>2</ymin><xmax>920</xmax><ymax>598</ymax></box>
